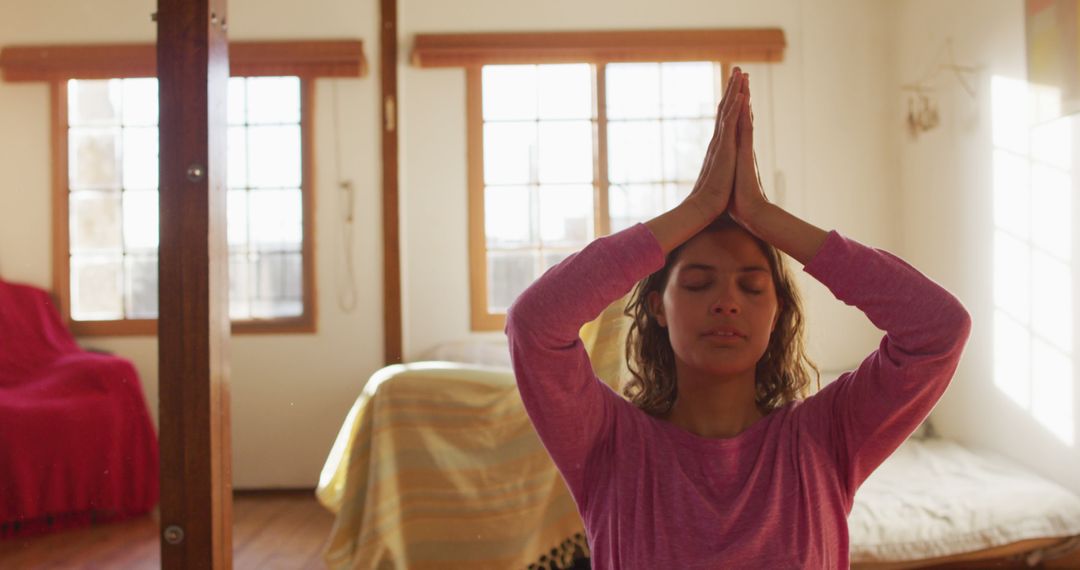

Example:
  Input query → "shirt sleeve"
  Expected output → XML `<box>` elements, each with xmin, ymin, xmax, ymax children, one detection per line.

<box><xmin>795</xmin><ymin>230</ymin><xmax>973</xmax><ymax>501</ymax></box>
<box><xmin>504</xmin><ymin>222</ymin><xmax>666</xmax><ymax>503</ymax></box>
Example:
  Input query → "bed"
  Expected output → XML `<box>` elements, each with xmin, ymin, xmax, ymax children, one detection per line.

<box><xmin>849</xmin><ymin>434</ymin><xmax>1080</xmax><ymax>569</ymax></box>
<box><xmin>316</xmin><ymin>297</ymin><xmax>1080</xmax><ymax>569</ymax></box>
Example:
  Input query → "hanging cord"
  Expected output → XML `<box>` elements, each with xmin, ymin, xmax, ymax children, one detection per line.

<box><xmin>332</xmin><ymin>80</ymin><xmax>358</xmax><ymax>312</ymax></box>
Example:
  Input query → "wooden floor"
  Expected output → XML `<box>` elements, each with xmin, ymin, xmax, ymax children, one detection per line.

<box><xmin>6</xmin><ymin>493</ymin><xmax>1079</xmax><ymax>569</ymax></box>
<box><xmin>0</xmin><ymin>491</ymin><xmax>334</xmax><ymax>569</ymax></box>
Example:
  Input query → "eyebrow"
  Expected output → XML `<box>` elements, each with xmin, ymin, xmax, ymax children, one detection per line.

<box><xmin>681</xmin><ymin>263</ymin><xmax>769</xmax><ymax>274</ymax></box>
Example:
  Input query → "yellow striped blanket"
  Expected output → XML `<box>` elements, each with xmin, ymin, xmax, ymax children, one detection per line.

<box><xmin>316</xmin><ymin>295</ymin><xmax>632</xmax><ymax>569</ymax></box>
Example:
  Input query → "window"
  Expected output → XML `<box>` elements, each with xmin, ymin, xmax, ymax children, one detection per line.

<box><xmin>479</xmin><ymin>64</ymin><xmax>598</xmax><ymax>314</ymax></box>
<box><xmin>0</xmin><ymin>40</ymin><xmax>366</xmax><ymax>336</ymax></box>
<box><xmin>62</xmin><ymin>75</ymin><xmax>313</xmax><ymax>334</ymax></box>
<box><xmin>413</xmin><ymin>29</ymin><xmax>786</xmax><ymax>331</ymax></box>
<box><xmin>990</xmin><ymin>75</ymin><xmax>1075</xmax><ymax>445</ymax></box>
<box><xmin>469</xmin><ymin>61</ymin><xmax>725</xmax><ymax>330</ymax></box>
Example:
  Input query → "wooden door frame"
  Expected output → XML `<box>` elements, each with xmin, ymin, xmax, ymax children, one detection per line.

<box><xmin>156</xmin><ymin>0</ymin><xmax>398</xmax><ymax>561</ymax></box>
<box><xmin>156</xmin><ymin>0</ymin><xmax>233</xmax><ymax>567</ymax></box>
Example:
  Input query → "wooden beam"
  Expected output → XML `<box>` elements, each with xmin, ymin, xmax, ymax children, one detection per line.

<box><xmin>465</xmin><ymin>67</ymin><xmax>490</xmax><ymax>332</ymax></box>
<box><xmin>156</xmin><ymin>0</ymin><xmax>232</xmax><ymax>567</ymax></box>
<box><xmin>0</xmin><ymin>40</ymin><xmax>367</xmax><ymax>81</ymax></box>
<box><xmin>382</xmin><ymin>0</ymin><xmax>403</xmax><ymax>365</ymax></box>
<box><xmin>49</xmin><ymin>81</ymin><xmax>71</xmax><ymax>332</ymax></box>
<box><xmin>594</xmin><ymin>63</ymin><xmax>611</xmax><ymax>238</ymax></box>
<box><xmin>412</xmin><ymin>29</ymin><xmax>786</xmax><ymax>68</ymax></box>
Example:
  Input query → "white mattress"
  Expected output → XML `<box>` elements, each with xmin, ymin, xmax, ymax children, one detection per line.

<box><xmin>849</xmin><ymin>437</ymin><xmax>1080</xmax><ymax>563</ymax></box>
<box><xmin>416</xmin><ymin>338</ymin><xmax>513</xmax><ymax>369</ymax></box>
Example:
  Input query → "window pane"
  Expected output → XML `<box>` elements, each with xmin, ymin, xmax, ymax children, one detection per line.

<box><xmin>661</xmin><ymin>62</ymin><xmax>717</xmax><ymax>118</ymax></box>
<box><xmin>65</xmin><ymin>74</ymin><xmax>308</xmax><ymax>327</ymax></box>
<box><xmin>123</xmin><ymin>127</ymin><xmax>158</xmax><ymax>190</ymax></box>
<box><xmin>70</xmin><ymin>128</ymin><xmax>121</xmax><ymax>189</ymax></box>
<box><xmin>482</xmin><ymin>65</ymin><xmax>538</xmax><ymax>121</ymax></box>
<box><xmin>993</xmin><ymin>310</ymin><xmax>1030</xmax><ymax>408</ymax></box>
<box><xmin>608</xmin><ymin>121</ymin><xmax>662</xmax><ymax>183</ymax></box>
<box><xmin>542</xmin><ymin>251</ymin><xmax>571</xmax><ymax>272</ymax></box>
<box><xmin>662</xmin><ymin>119</ymin><xmax>712</xmax><ymax>182</ymax></box>
<box><xmin>484</xmin><ymin>122</ymin><xmax>537</xmax><ymax>185</ymax></box>
<box><xmin>488</xmin><ymin>251</ymin><xmax>537</xmax><ymax>313</ymax></box>
<box><xmin>606</xmin><ymin>63</ymin><xmax>660</xmax><ymax>119</ymax></box>
<box><xmin>250</xmin><ymin>252</ymin><xmax>303</xmax><ymax>318</ymax></box>
<box><xmin>538</xmin><ymin>64</ymin><xmax>592</xmax><ymax>120</ymax></box>
<box><xmin>610</xmin><ymin>184</ymin><xmax>665</xmax><ymax>233</ymax></box>
<box><xmin>1030</xmin><ymin>162</ymin><xmax>1071</xmax><ymax>261</ymax></box>
<box><xmin>665</xmin><ymin>183</ymin><xmax>692</xmax><ymax>208</ymax></box>
<box><xmin>122</xmin><ymin>78</ymin><xmax>158</xmax><ymax>127</ymax></box>
<box><xmin>123</xmin><ymin>190</ymin><xmax>158</xmax><ymax>252</ymax></box>
<box><xmin>248</xmin><ymin>189</ymin><xmax>302</xmax><ymax>250</ymax></box>
<box><xmin>1030</xmin><ymin>116</ymin><xmax>1071</xmax><ymax>169</ymax></box>
<box><xmin>68</xmin><ymin>80</ymin><xmax>121</xmax><ymax>126</ymax></box>
<box><xmin>1031</xmin><ymin>339</ymin><xmax>1074</xmax><ymax>445</ymax></box>
<box><xmin>993</xmin><ymin>149</ymin><xmax>1029</xmax><ymax>240</ymax></box>
<box><xmin>247</xmin><ymin>125</ymin><xmax>301</xmax><ymax>188</ymax></box>
<box><xmin>993</xmin><ymin>229</ymin><xmax>1030</xmax><ymax>324</ymax></box>
<box><xmin>485</xmin><ymin>185</ymin><xmax>532</xmax><ymax>248</ymax></box>
<box><xmin>71</xmin><ymin>255</ymin><xmax>123</xmax><ymax>320</ymax></box>
<box><xmin>991</xmin><ymin>76</ymin><xmax>1029</xmax><ymax>156</ymax></box>
<box><xmin>229</xmin><ymin>254</ymin><xmax>252</xmax><ymax>319</ymax></box>
<box><xmin>228</xmin><ymin>77</ymin><xmax>247</xmax><ymax>126</ymax></box>
<box><xmin>227</xmin><ymin>126</ymin><xmax>249</xmax><ymax>188</ymax></box>
<box><xmin>70</xmin><ymin>190</ymin><xmax>122</xmax><ymax>253</ymax></box>
<box><xmin>1031</xmin><ymin>250</ymin><xmax>1072</xmax><ymax>351</ymax></box>
<box><xmin>125</xmin><ymin>255</ymin><xmax>158</xmax><ymax>318</ymax></box>
<box><xmin>227</xmin><ymin>190</ymin><xmax>249</xmax><ymax>250</ymax></box>
<box><xmin>246</xmin><ymin>77</ymin><xmax>301</xmax><ymax>125</ymax></box>
<box><xmin>539</xmin><ymin>185</ymin><xmax>592</xmax><ymax>246</ymax></box>
<box><xmin>538</xmin><ymin>121</ymin><xmax>593</xmax><ymax>184</ymax></box>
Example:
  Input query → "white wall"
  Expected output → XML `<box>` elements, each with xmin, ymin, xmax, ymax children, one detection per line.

<box><xmin>894</xmin><ymin>0</ymin><xmax>1080</xmax><ymax>496</ymax></box>
<box><xmin>1</xmin><ymin>0</ymin><xmax>900</xmax><ymax>487</ymax></box>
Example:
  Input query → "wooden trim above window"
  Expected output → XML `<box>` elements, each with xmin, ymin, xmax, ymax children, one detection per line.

<box><xmin>0</xmin><ymin>40</ymin><xmax>367</xmax><ymax>81</ymax></box>
<box><xmin>412</xmin><ymin>29</ymin><xmax>785</xmax><ymax>68</ymax></box>
<box><xmin>68</xmin><ymin>317</ymin><xmax>316</xmax><ymax>337</ymax></box>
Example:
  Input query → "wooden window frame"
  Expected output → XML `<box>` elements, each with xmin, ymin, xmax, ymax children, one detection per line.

<box><xmin>1</xmin><ymin>40</ymin><xmax>366</xmax><ymax>336</ymax></box>
<box><xmin>414</xmin><ymin>30</ymin><xmax>785</xmax><ymax>332</ymax></box>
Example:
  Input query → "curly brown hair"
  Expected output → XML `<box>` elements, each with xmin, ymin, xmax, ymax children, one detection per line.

<box><xmin>621</xmin><ymin>212</ymin><xmax>821</xmax><ymax>417</ymax></box>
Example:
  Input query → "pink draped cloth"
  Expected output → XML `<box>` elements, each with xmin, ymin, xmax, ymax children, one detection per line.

<box><xmin>0</xmin><ymin>279</ymin><xmax>158</xmax><ymax>537</ymax></box>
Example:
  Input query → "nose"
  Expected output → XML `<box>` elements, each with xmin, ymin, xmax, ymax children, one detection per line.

<box><xmin>711</xmin><ymin>303</ymin><xmax>739</xmax><ymax>315</ymax></box>
<box><xmin>710</xmin><ymin>283</ymin><xmax>741</xmax><ymax>315</ymax></box>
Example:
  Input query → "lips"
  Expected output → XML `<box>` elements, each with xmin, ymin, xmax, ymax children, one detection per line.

<box><xmin>702</xmin><ymin>326</ymin><xmax>747</xmax><ymax>339</ymax></box>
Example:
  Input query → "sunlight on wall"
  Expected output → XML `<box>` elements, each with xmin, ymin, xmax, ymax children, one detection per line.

<box><xmin>991</xmin><ymin>75</ymin><xmax>1075</xmax><ymax>447</ymax></box>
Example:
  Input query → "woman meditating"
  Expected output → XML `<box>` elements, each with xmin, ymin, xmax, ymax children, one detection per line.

<box><xmin>504</xmin><ymin>67</ymin><xmax>971</xmax><ymax>568</ymax></box>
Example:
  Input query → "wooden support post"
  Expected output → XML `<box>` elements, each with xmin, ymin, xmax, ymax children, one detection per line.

<box><xmin>382</xmin><ymin>0</ymin><xmax>403</xmax><ymax>365</ymax></box>
<box><xmin>156</xmin><ymin>0</ymin><xmax>233</xmax><ymax>567</ymax></box>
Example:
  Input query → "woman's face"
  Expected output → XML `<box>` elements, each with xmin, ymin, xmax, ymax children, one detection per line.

<box><xmin>647</xmin><ymin>227</ymin><xmax>781</xmax><ymax>378</ymax></box>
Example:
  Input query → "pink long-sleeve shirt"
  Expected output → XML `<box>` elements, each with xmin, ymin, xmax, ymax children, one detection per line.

<box><xmin>504</xmin><ymin>222</ymin><xmax>972</xmax><ymax>569</ymax></box>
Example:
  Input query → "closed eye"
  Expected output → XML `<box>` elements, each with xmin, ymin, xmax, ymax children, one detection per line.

<box><xmin>684</xmin><ymin>283</ymin><xmax>764</xmax><ymax>295</ymax></box>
